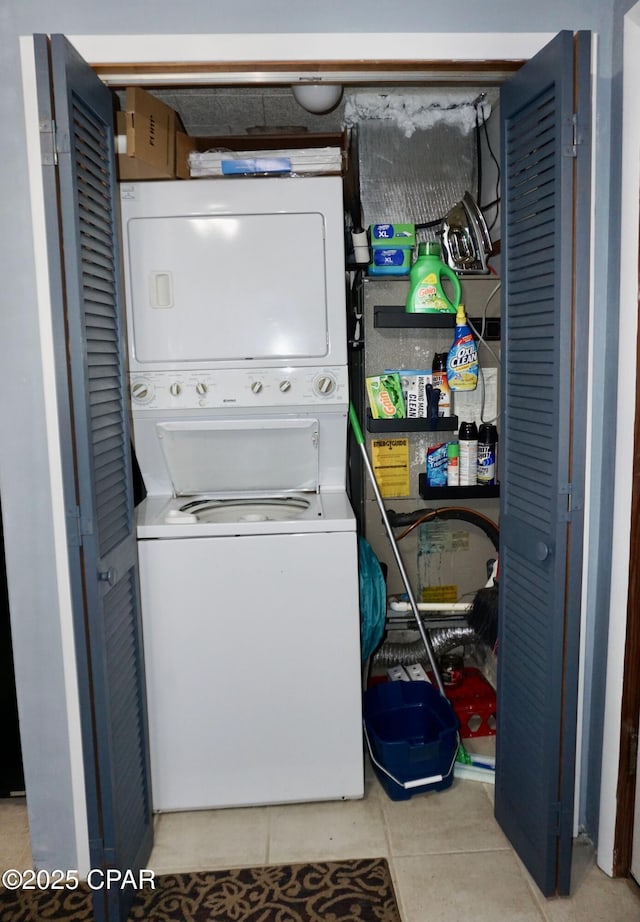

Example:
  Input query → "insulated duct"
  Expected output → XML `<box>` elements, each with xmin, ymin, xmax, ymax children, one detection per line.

<box><xmin>372</xmin><ymin>507</ymin><xmax>499</xmax><ymax>668</ymax></box>
<box><xmin>347</xmin><ymin>92</ymin><xmax>490</xmax><ymax>234</ymax></box>
<box><xmin>372</xmin><ymin>625</ymin><xmax>480</xmax><ymax>667</ymax></box>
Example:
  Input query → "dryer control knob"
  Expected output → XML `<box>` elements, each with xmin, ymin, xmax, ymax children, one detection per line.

<box><xmin>315</xmin><ymin>374</ymin><xmax>336</xmax><ymax>396</ymax></box>
<box><xmin>279</xmin><ymin>380</ymin><xmax>292</xmax><ymax>393</ymax></box>
<box><xmin>131</xmin><ymin>381</ymin><xmax>152</xmax><ymax>403</ymax></box>
<box><xmin>195</xmin><ymin>382</ymin><xmax>208</xmax><ymax>395</ymax></box>
<box><xmin>169</xmin><ymin>382</ymin><xmax>182</xmax><ymax>397</ymax></box>
<box><xmin>251</xmin><ymin>381</ymin><xmax>263</xmax><ymax>394</ymax></box>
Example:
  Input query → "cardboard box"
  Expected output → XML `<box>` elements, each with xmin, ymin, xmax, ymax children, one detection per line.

<box><xmin>116</xmin><ymin>88</ymin><xmax>177</xmax><ymax>180</ymax></box>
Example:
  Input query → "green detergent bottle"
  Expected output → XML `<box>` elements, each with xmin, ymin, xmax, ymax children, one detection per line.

<box><xmin>405</xmin><ymin>241</ymin><xmax>461</xmax><ymax>314</ymax></box>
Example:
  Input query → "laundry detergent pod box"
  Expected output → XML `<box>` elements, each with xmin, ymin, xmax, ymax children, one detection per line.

<box><xmin>366</xmin><ymin>373</ymin><xmax>406</xmax><ymax>419</ymax></box>
<box><xmin>368</xmin><ymin>223</ymin><xmax>416</xmax><ymax>276</ymax></box>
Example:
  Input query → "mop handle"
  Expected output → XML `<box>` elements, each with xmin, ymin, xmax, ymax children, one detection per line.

<box><xmin>349</xmin><ymin>402</ymin><xmax>365</xmax><ymax>445</ymax></box>
<box><xmin>348</xmin><ymin>403</ymin><xmax>446</xmax><ymax>697</ymax></box>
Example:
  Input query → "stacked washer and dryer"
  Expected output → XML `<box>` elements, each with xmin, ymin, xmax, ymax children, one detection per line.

<box><xmin>120</xmin><ymin>175</ymin><xmax>364</xmax><ymax>811</ymax></box>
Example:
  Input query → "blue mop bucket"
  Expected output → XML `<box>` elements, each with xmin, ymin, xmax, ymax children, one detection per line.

<box><xmin>363</xmin><ymin>681</ymin><xmax>459</xmax><ymax>801</ymax></box>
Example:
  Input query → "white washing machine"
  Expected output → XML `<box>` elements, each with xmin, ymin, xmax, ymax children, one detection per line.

<box><xmin>121</xmin><ymin>177</ymin><xmax>364</xmax><ymax>810</ymax></box>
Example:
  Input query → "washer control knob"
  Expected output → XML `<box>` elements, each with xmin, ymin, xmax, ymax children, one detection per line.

<box><xmin>195</xmin><ymin>381</ymin><xmax>208</xmax><ymax>396</ymax></box>
<box><xmin>131</xmin><ymin>380</ymin><xmax>152</xmax><ymax>403</ymax></box>
<box><xmin>169</xmin><ymin>382</ymin><xmax>182</xmax><ymax>397</ymax></box>
<box><xmin>251</xmin><ymin>381</ymin><xmax>263</xmax><ymax>394</ymax></box>
<box><xmin>279</xmin><ymin>379</ymin><xmax>292</xmax><ymax>393</ymax></box>
<box><xmin>315</xmin><ymin>374</ymin><xmax>336</xmax><ymax>396</ymax></box>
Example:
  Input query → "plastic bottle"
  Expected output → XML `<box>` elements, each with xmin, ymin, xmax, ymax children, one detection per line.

<box><xmin>447</xmin><ymin>442</ymin><xmax>460</xmax><ymax>486</ymax></box>
<box><xmin>458</xmin><ymin>421</ymin><xmax>478</xmax><ymax>486</ymax></box>
<box><xmin>447</xmin><ymin>303</ymin><xmax>478</xmax><ymax>391</ymax></box>
<box><xmin>405</xmin><ymin>242</ymin><xmax>461</xmax><ymax>314</ymax></box>
<box><xmin>477</xmin><ymin>424</ymin><xmax>498</xmax><ymax>485</ymax></box>
<box><xmin>431</xmin><ymin>352</ymin><xmax>452</xmax><ymax>418</ymax></box>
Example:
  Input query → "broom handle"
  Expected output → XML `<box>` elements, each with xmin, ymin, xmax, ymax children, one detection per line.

<box><xmin>349</xmin><ymin>404</ymin><xmax>446</xmax><ymax>697</ymax></box>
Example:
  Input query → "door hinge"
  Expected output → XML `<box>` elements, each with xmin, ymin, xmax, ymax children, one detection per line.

<box><xmin>89</xmin><ymin>837</ymin><xmax>105</xmax><ymax>870</ymax></box>
<box><xmin>66</xmin><ymin>507</ymin><xmax>92</xmax><ymax>546</ymax></box>
<box><xmin>563</xmin><ymin>113</ymin><xmax>578</xmax><ymax>158</ymax></box>
<box><xmin>66</xmin><ymin>507</ymin><xmax>82</xmax><ymax>547</ymax></box>
<box><xmin>104</xmin><ymin>846</ymin><xmax>116</xmax><ymax>862</ymax></box>
<box><xmin>40</xmin><ymin>118</ymin><xmax>57</xmax><ymax>166</ymax></box>
<box><xmin>39</xmin><ymin>119</ymin><xmax>70</xmax><ymax>166</ymax></box>
<box><xmin>550</xmin><ymin>801</ymin><xmax>562</xmax><ymax>837</ymax></box>
<box><xmin>559</xmin><ymin>483</ymin><xmax>573</xmax><ymax>522</ymax></box>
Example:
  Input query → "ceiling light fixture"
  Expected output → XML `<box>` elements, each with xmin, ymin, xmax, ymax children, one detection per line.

<box><xmin>291</xmin><ymin>83</ymin><xmax>343</xmax><ymax>114</ymax></box>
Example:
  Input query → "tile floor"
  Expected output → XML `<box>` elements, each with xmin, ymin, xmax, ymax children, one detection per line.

<box><xmin>2</xmin><ymin>760</ymin><xmax>639</xmax><ymax>921</ymax></box>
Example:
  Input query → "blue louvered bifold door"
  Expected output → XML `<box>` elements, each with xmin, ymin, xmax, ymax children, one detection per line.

<box><xmin>35</xmin><ymin>34</ymin><xmax>153</xmax><ymax>921</ymax></box>
<box><xmin>496</xmin><ymin>31</ymin><xmax>591</xmax><ymax>897</ymax></box>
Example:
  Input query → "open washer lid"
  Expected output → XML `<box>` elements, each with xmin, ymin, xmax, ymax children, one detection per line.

<box><xmin>155</xmin><ymin>417</ymin><xmax>319</xmax><ymax>496</ymax></box>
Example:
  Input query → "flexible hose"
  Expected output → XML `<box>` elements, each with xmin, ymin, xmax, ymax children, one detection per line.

<box><xmin>373</xmin><ymin>625</ymin><xmax>479</xmax><ymax>667</ymax></box>
<box><xmin>386</xmin><ymin>506</ymin><xmax>499</xmax><ymax>549</ymax></box>
<box><xmin>368</xmin><ymin>509</ymin><xmax>498</xmax><ymax>671</ymax></box>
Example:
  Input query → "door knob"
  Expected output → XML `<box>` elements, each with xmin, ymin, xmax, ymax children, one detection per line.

<box><xmin>99</xmin><ymin>568</ymin><xmax>117</xmax><ymax>587</ymax></box>
<box><xmin>535</xmin><ymin>542</ymin><xmax>550</xmax><ymax>561</ymax></box>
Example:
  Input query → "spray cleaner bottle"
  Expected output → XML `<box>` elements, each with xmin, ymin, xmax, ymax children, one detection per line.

<box><xmin>405</xmin><ymin>242</ymin><xmax>461</xmax><ymax>314</ymax></box>
<box><xmin>446</xmin><ymin>303</ymin><xmax>478</xmax><ymax>391</ymax></box>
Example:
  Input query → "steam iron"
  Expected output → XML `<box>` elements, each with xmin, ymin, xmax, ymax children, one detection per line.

<box><xmin>440</xmin><ymin>192</ymin><xmax>492</xmax><ymax>274</ymax></box>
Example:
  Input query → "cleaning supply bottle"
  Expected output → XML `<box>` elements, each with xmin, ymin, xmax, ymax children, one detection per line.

<box><xmin>477</xmin><ymin>424</ymin><xmax>498</xmax><ymax>485</ymax></box>
<box><xmin>446</xmin><ymin>303</ymin><xmax>478</xmax><ymax>391</ymax></box>
<box><xmin>458</xmin><ymin>422</ymin><xmax>478</xmax><ymax>486</ymax></box>
<box><xmin>447</xmin><ymin>442</ymin><xmax>460</xmax><ymax>486</ymax></box>
<box><xmin>431</xmin><ymin>352</ymin><xmax>452</xmax><ymax>417</ymax></box>
<box><xmin>405</xmin><ymin>242</ymin><xmax>461</xmax><ymax>314</ymax></box>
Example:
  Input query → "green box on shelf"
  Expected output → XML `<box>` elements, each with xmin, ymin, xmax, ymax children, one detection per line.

<box><xmin>368</xmin><ymin>223</ymin><xmax>416</xmax><ymax>276</ymax></box>
<box><xmin>366</xmin><ymin>373</ymin><xmax>406</xmax><ymax>419</ymax></box>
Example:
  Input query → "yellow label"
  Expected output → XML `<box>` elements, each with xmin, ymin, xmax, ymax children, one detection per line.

<box><xmin>421</xmin><ymin>585</ymin><xmax>459</xmax><ymax>603</ymax></box>
<box><xmin>371</xmin><ymin>438</ymin><xmax>410</xmax><ymax>497</ymax></box>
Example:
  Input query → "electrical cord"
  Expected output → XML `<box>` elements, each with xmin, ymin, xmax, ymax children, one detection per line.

<box><xmin>468</xmin><ymin>281</ymin><xmax>501</xmax><ymax>364</ymax></box>
<box><xmin>415</xmin><ymin>215</ymin><xmax>447</xmax><ymax>231</ymax></box>
<box><xmin>479</xmin><ymin>107</ymin><xmax>501</xmax><ymax>232</ymax></box>
<box><xmin>415</xmin><ymin>111</ymin><xmax>495</xmax><ymax>233</ymax></box>
<box><xmin>466</xmin><ymin>280</ymin><xmax>501</xmax><ymax>425</ymax></box>
<box><xmin>476</xmin><ymin>102</ymin><xmax>483</xmax><ymax>210</ymax></box>
<box><xmin>387</xmin><ymin>506</ymin><xmax>499</xmax><ymax>549</ymax></box>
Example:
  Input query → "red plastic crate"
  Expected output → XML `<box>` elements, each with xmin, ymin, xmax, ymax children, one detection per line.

<box><xmin>430</xmin><ymin>667</ymin><xmax>497</xmax><ymax>739</ymax></box>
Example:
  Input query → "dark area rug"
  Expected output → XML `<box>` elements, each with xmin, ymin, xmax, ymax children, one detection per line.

<box><xmin>0</xmin><ymin>857</ymin><xmax>402</xmax><ymax>921</ymax></box>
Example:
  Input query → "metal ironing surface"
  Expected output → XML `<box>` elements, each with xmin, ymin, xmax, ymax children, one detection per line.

<box><xmin>440</xmin><ymin>191</ymin><xmax>492</xmax><ymax>275</ymax></box>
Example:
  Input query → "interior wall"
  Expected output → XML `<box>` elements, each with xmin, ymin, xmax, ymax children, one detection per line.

<box><xmin>0</xmin><ymin>0</ymin><xmax>616</xmax><ymax>871</ymax></box>
<box><xmin>595</xmin><ymin>0</ymin><xmax>640</xmax><ymax>874</ymax></box>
